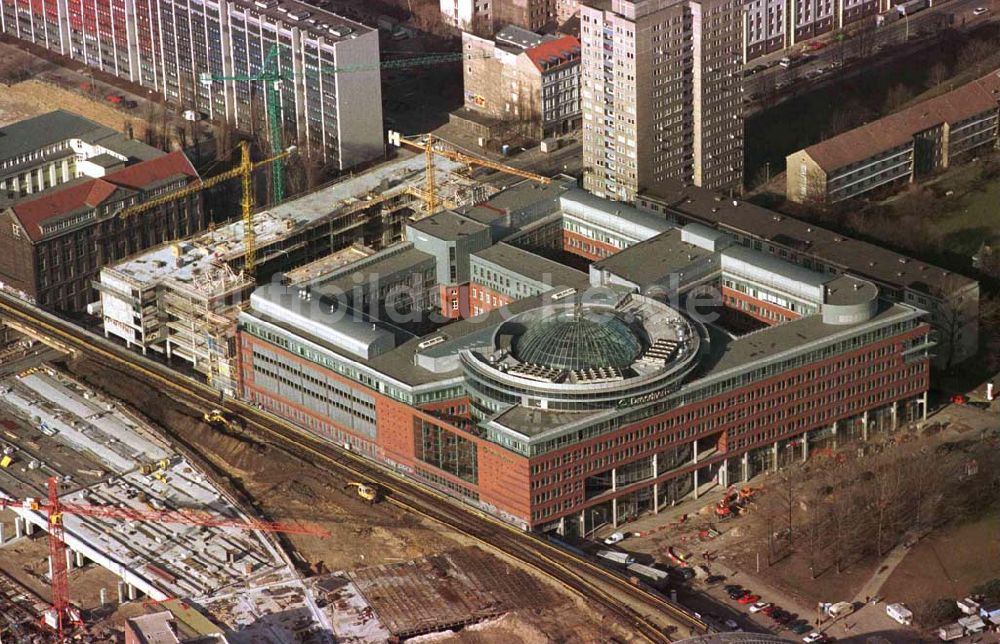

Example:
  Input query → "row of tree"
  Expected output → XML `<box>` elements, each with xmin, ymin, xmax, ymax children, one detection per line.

<box><xmin>753</xmin><ymin>436</ymin><xmax>1000</xmax><ymax>581</ymax></box>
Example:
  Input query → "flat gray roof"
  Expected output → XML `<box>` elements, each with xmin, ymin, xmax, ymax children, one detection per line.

<box><xmin>593</xmin><ymin>228</ymin><xmax>715</xmax><ymax>285</ymax></box>
<box><xmin>311</xmin><ymin>246</ymin><xmax>434</xmax><ymax>298</ymax></box>
<box><xmin>642</xmin><ymin>181</ymin><xmax>976</xmax><ymax>295</ymax></box>
<box><xmin>707</xmin><ymin>303</ymin><xmax>913</xmax><ymax>374</ymax></box>
<box><xmin>824</xmin><ymin>274</ymin><xmax>879</xmax><ymax>305</ymax></box>
<box><xmin>408</xmin><ymin>210</ymin><xmax>489</xmax><ymax>241</ymax></box>
<box><xmin>458</xmin><ymin>177</ymin><xmax>574</xmax><ymax>227</ymax></box>
<box><xmin>472</xmin><ymin>243</ymin><xmax>589</xmax><ymax>289</ymax></box>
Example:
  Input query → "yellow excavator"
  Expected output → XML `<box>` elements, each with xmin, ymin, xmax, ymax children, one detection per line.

<box><xmin>344</xmin><ymin>481</ymin><xmax>380</xmax><ymax>504</ymax></box>
<box><xmin>203</xmin><ymin>409</ymin><xmax>243</xmax><ymax>433</ymax></box>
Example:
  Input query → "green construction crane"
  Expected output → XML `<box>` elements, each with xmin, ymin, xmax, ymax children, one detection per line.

<box><xmin>200</xmin><ymin>48</ymin><xmax>491</xmax><ymax>204</ymax></box>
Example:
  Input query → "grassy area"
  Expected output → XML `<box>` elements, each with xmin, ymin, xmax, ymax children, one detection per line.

<box><xmin>880</xmin><ymin>510</ymin><xmax>1000</xmax><ymax>611</ymax></box>
<box><xmin>883</xmin><ymin>157</ymin><xmax>1000</xmax><ymax>258</ymax></box>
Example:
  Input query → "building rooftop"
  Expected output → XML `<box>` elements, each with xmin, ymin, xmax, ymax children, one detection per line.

<box><xmin>408</xmin><ymin>209</ymin><xmax>489</xmax><ymax>241</ymax></box>
<box><xmin>800</xmin><ymin>69</ymin><xmax>1000</xmax><ymax>172</ymax></box>
<box><xmin>472</xmin><ymin>242</ymin><xmax>590</xmax><ymax>288</ymax></box>
<box><xmin>592</xmin><ymin>228</ymin><xmax>715</xmax><ymax>286</ymax></box>
<box><xmin>562</xmin><ymin>188</ymin><xmax>671</xmax><ymax>242</ymax></box>
<box><xmin>525</xmin><ymin>35</ymin><xmax>581</xmax><ymax>72</ymax></box>
<box><xmin>104</xmin><ymin>154</ymin><xmax>464</xmax><ymax>289</ymax></box>
<box><xmin>458</xmin><ymin>176</ymin><xmax>575</xmax><ymax>227</ymax></box>
<box><xmin>641</xmin><ymin>182</ymin><xmax>976</xmax><ymax>295</ymax></box>
<box><xmin>707</xmin><ymin>302</ymin><xmax>913</xmax><ymax>374</ymax></box>
<box><xmin>0</xmin><ymin>110</ymin><xmax>162</xmax><ymax>169</ymax></box>
<box><xmin>10</xmin><ymin>151</ymin><xmax>198</xmax><ymax>241</ymax></box>
<box><xmin>495</xmin><ymin>24</ymin><xmax>553</xmax><ymax>49</ymax></box>
<box><xmin>311</xmin><ymin>245</ymin><xmax>435</xmax><ymax>298</ymax></box>
<box><xmin>227</xmin><ymin>0</ymin><xmax>373</xmax><ymax>44</ymax></box>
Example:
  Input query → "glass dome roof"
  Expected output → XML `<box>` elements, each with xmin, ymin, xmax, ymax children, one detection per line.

<box><xmin>513</xmin><ymin>310</ymin><xmax>643</xmax><ymax>370</ymax></box>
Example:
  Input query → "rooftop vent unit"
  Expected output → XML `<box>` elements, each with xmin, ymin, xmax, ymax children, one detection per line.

<box><xmin>329</xmin><ymin>25</ymin><xmax>354</xmax><ymax>37</ymax></box>
<box><xmin>254</xmin><ymin>0</ymin><xmax>278</xmax><ymax>7</ymax></box>
<box><xmin>418</xmin><ymin>335</ymin><xmax>447</xmax><ymax>350</ymax></box>
<box><xmin>287</xmin><ymin>10</ymin><xmax>310</xmax><ymax>20</ymax></box>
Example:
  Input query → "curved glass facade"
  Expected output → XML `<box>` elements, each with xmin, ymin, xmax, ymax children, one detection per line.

<box><xmin>514</xmin><ymin>311</ymin><xmax>644</xmax><ymax>370</ymax></box>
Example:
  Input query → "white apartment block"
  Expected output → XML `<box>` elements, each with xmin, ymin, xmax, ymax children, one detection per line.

<box><xmin>580</xmin><ymin>0</ymin><xmax>743</xmax><ymax>203</ymax></box>
<box><xmin>440</xmin><ymin>0</ymin><xmax>494</xmax><ymax>29</ymax></box>
<box><xmin>0</xmin><ymin>0</ymin><xmax>384</xmax><ymax>171</ymax></box>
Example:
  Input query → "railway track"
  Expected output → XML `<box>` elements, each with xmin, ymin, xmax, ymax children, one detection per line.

<box><xmin>0</xmin><ymin>294</ymin><xmax>710</xmax><ymax>642</ymax></box>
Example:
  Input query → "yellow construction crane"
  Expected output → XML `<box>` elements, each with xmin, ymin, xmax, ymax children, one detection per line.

<box><xmin>387</xmin><ymin>131</ymin><xmax>551</xmax><ymax>214</ymax></box>
<box><xmin>118</xmin><ymin>141</ymin><xmax>294</xmax><ymax>273</ymax></box>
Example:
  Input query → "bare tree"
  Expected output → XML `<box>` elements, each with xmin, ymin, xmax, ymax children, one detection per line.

<box><xmin>927</xmin><ymin>61</ymin><xmax>950</xmax><ymax>88</ymax></box>
<box><xmin>883</xmin><ymin>83</ymin><xmax>914</xmax><ymax>114</ymax></box>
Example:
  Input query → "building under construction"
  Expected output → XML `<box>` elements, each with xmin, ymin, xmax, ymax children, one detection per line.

<box><xmin>97</xmin><ymin>154</ymin><xmax>490</xmax><ymax>394</ymax></box>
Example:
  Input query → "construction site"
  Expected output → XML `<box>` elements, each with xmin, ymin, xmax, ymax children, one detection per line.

<box><xmin>0</xmin><ymin>321</ymin><xmax>627</xmax><ymax>643</ymax></box>
<box><xmin>97</xmin><ymin>152</ymin><xmax>492</xmax><ymax>395</ymax></box>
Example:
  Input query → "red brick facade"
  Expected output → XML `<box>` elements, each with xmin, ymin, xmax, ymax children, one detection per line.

<box><xmin>239</xmin><ymin>319</ymin><xmax>929</xmax><ymax>529</ymax></box>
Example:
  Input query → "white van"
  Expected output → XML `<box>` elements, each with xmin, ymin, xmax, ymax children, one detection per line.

<box><xmin>886</xmin><ymin>602</ymin><xmax>913</xmax><ymax>626</ymax></box>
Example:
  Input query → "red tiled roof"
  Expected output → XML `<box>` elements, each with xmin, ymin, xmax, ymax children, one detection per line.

<box><xmin>12</xmin><ymin>180</ymin><xmax>119</xmax><ymax>241</ymax></box>
<box><xmin>9</xmin><ymin>151</ymin><xmax>199</xmax><ymax>241</ymax></box>
<box><xmin>525</xmin><ymin>35</ymin><xmax>581</xmax><ymax>73</ymax></box>
<box><xmin>802</xmin><ymin>70</ymin><xmax>1000</xmax><ymax>172</ymax></box>
<box><xmin>104</xmin><ymin>149</ymin><xmax>198</xmax><ymax>189</ymax></box>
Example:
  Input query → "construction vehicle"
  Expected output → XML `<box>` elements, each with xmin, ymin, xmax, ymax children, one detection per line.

<box><xmin>202</xmin><ymin>409</ymin><xmax>243</xmax><ymax>433</ymax></box>
<box><xmin>118</xmin><ymin>140</ymin><xmax>292</xmax><ymax>274</ymax></box>
<box><xmin>344</xmin><ymin>481</ymin><xmax>380</xmax><ymax>504</ymax></box>
<box><xmin>0</xmin><ymin>476</ymin><xmax>327</xmax><ymax>641</ymax></box>
<box><xmin>387</xmin><ymin>130</ymin><xmax>551</xmax><ymax>214</ymax></box>
<box><xmin>138</xmin><ymin>458</ymin><xmax>171</xmax><ymax>476</ymax></box>
<box><xmin>714</xmin><ymin>485</ymin><xmax>756</xmax><ymax>518</ymax></box>
<box><xmin>200</xmin><ymin>47</ymin><xmax>492</xmax><ymax>203</ymax></box>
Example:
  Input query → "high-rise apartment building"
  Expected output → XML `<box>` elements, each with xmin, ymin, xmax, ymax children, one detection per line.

<box><xmin>580</xmin><ymin>0</ymin><xmax>743</xmax><ymax>202</ymax></box>
<box><xmin>0</xmin><ymin>0</ymin><xmax>384</xmax><ymax>171</ymax></box>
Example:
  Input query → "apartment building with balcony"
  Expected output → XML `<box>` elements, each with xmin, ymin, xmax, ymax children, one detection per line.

<box><xmin>580</xmin><ymin>0</ymin><xmax>743</xmax><ymax>203</ymax></box>
<box><xmin>786</xmin><ymin>70</ymin><xmax>1000</xmax><ymax>204</ymax></box>
<box><xmin>462</xmin><ymin>26</ymin><xmax>582</xmax><ymax>140</ymax></box>
<box><xmin>741</xmin><ymin>0</ymin><xmax>882</xmax><ymax>61</ymax></box>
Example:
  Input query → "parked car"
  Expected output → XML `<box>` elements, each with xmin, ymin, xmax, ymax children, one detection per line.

<box><xmin>603</xmin><ymin>531</ymin><xmax>626</xmax><ymax>545</ymax></box>
<box><xmin>762</xmin><ymin>605</ymin><xmax>779</xmax><ymax>616</ymax></box>
<box><xmin>706</xmin><ymin>575</ymin><xmax>727</xmax><ymax>584</ymax></box>
<box><xmin>739</xmin><ymin>594</ymin><xmax>761</xmax><ymax>605</ymax></box>
<box><xmin>974</xmin><ymin>6</ymin><xmax>988</xmax><ymax>15</ymax></box>
<box><xmin>803</xmin><ymin>633</ymin><xmax>829</xmax><ymax>643</ymax></box>
<box><xmin>724</xmin><ymin>584</ymin><xmax>743</xmax><ymax>593</ymax></box>
<box><xmin>729</xmin><ymin>588</ymin><xmax>750</xmax><ymax>600</ymax></box>
<box><xmin>772</xmin><ymin>611</ymin><xmax>792</xmax><ymax>624</ymax></box>
<box><xmin>671</xmin><ymin>567</ymin><xmax>696</xmax><ymax>581</ymax></box>
<box><xmin>790</xmin><ymin>621</ymin><xmax>813</xmax><ymax>635</ymax></box>
<box><xmin>724</xmin><ymin>618</ymin><xmax>740</xmax><ymax>630</ymax></box>
<box><xmin>750</xmin><ymin>601</ymin><xmax>772</xmax><ymax>613</ymax></box>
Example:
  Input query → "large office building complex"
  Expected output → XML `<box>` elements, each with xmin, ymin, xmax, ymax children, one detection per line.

<box><xmin>579</xmin><ymin>0</ymin><xmax>744</xmax><ymax>202</ymax></box>
<box><xmin>0</xmin><ymin>0</ymin><xmax>384</xmax><ymax>170</ymax></box>
<box><xmin>635</xmin><ymin>181</ymin><xmax>980</xmax><ymax>369</ymax></box>
<box><xmin>0</xmin><ymin>111</ymin><xmax>204</xmax><ymax>311</ymax></box>
<box><xmin>236</xmin><ymin>178</ymin><xmax>931</xmax><ymax>532</ymax></box>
